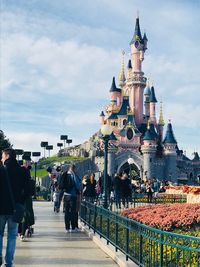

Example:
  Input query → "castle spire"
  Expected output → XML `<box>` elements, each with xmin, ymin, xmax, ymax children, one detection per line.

<box><xmin>158</xmin><ymin>101</ymin><xmax>165</xmax><ymax>125</ymax></box>
<box><xmin>119</xmin><ymin>50</ymin><xmax>126</xmax><ymax>86</ymax></box>
<box><xmin>130</xmin><ymin>15</ymin><xmax>142</xmax><ymax>45</ymax></box>
<box><xmin>163</xmin><ymin>120</ymin><xmax>177</xmax><ymax>144</ymax></box>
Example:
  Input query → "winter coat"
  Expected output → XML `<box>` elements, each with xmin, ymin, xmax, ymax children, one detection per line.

<box><xmin>0</xmin><ymin>158</ymin><xmax>29</xmax><ymax>215</ymax></box>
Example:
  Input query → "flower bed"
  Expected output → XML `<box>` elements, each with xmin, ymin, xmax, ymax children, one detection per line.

<box><xmin>165</xmin><ymin>185</ymin><xmax>200</xmax><ymax>194</ymax></box>
<box><xmin>122</xmin><ymin>203</ymin><xmax>200</xmax><ymax>233</ymax></box>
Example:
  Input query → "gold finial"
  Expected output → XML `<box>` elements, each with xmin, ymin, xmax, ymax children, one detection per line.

<box><xmin>147</xmin><ymin>120</ymin><xmax>150</xmax><ymax>129</ymax></box>
<box><xmin>158</xmin><ymin>101</ymin><xmax>165</xmax><ymax>125</ymax></box>
<box><xmin>119</xmin><ymin>50</ymin><xmax>126</xmax><ymax>84</ymax></box>
<box><xmin>137</xmin><ymin>10</ymin><xmax>139</xmax><ymax>18</ymax></box>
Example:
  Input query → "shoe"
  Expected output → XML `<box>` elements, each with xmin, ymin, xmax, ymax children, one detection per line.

<box><xmin>20</xmin><ymin>235</ymin><xmax>25</xmax><ymax>241</ymax></box>
<box><xmin>75</xmin><ymin>227</ymin><xmax>80</xmax><ymax>232</ymax></box>
<box><xmin>66</xmin><ymin>229</ymin><xmax>70</xmax><ymax>233</ymax></box>
<box><xmin>70</xmin><ymin>229</ymin><xmax>76</xmax><ymax>233</ymax></box>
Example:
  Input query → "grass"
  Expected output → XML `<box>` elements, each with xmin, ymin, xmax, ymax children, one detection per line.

<box><xmin>30</xmin><ymin>155</ymin><xmax>87</xmax><ymax>178</ymax></box>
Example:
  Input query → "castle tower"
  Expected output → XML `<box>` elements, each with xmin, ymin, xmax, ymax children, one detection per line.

<box><xmin>109</xmin><ymin>77</ymin><xmax>122</xmax><ymax>108</ymax></box>
<box><xmin>100</xmin><ymin>111</ymin><xmax>105</xmax><ymax>125</ymax></box>
<box><xmin>144</xmin><ymin>79</ymin><xmax>151</xmax><ymax>118</ymax></box>
<box><xmin>149</xmin><ymin>85</ymin><xmax>157</xmax><ymax>124</ymax></box>
<box><xmin>163</xmin><ymin>120</ymin><xmax>177</xmax><ymax>183</ymax></box>
<box><xmin>141</xmin><ymin>122</ymin><xmax>157</xmax><ymax>180</ymax></box>
<box><xmin>129</xmin><ymin>16</ymin><xmax>147</xmax><ymax>125</ymax></box>
<box><xmin>157</xmin><ymin>101</ymin><xmax>165</xmax><ymax>142</ymax></box>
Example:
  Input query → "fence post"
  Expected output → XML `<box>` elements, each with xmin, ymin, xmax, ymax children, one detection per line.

<box><xmin>126</xmin><ymin>220</ymin><xmax>129</xmax><ymax>261</ymax></box>
<box><xmin>160</xmin><ymin>230</ymin><xmax>163</xmax><ymax>267</ymax></box>
<box><xmin>139</xmin><ymin>226</ymin><xmax>143</xmax><ymax>266</ymax></box>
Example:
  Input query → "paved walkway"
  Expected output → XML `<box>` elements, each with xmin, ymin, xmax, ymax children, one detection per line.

<box><xmin>7</xmin><ymin>202</ymin><xmax>118</xmax><ymax>267</ymax></box>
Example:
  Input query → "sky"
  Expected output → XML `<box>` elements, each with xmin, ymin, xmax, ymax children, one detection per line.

<box><xmin>0</xmin><ymin>0</ymin><xmax>200</xmax><ymax>158</ymax></box>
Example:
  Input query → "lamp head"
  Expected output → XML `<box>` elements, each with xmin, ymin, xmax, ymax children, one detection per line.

<box><xmin>100</xmin><ymin>124</ymin><xmax>113</xmax><ymax>136</ymax></box>
<box><xmin>127</xmin><ymin>157</ymin><xmax>134</xmax><ymax>165</ymax></box>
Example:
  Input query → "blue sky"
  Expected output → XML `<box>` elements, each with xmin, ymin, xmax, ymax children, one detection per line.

<box><xmin>0</xmin><ymin>0</ymin><xmax>200</xmax><ymax>157</ymax></box>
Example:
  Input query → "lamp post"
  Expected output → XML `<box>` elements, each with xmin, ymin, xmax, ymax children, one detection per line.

<box><xmin>46</xmin><ymin>145</ymin><xmax>53</xmax><ymax>157</ymax></box>
<box><xmin>127</xmin><ymin>157</ymin><xmax>134</xmax><ymax>180</ymax></box>
<box><xmin>100</xmin><ymin>124</ymin><xmax>113</xmax><ymax>209</ymax></box>
<box><xmin>32</xmin><ymin>152</ymin><xmax>41</xmax><ymax>199</ymax></box>
<box><xmin>66</xmin><ymin>139</ymin><xmax>72</xmax><ymax>146</ymax></box>
<box><xmin>57</xmin><ymin>142</ymin><xmax>63</xmax><ymax>153</ymax></box>
<box><xmin>40</xmin><ymin>141</ymin><xmax>48</xmax><ymax>158</ymax></box>
<box><xmin>60</xmin><ymin>135</ymin><xmax>68</xmax><ymax>149</ymax></box>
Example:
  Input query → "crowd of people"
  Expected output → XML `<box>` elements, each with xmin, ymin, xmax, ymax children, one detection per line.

<box><xmin>0</xmin><ymin>148</ymin><xmax>169</xmax><ymax>267</ymax></box>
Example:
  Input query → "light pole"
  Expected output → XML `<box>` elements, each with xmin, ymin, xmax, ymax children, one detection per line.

<box><xmin>32</xmin><ymin>152</ymin><xmax>41</xmax><ymax>199</ymax></box>
<box><xmin>46</xmin><ymin>145</ymin><xmax>53</xmax><ymax>157</ymax></box>
<box><xmin>57</xmin><ymin>143</ymin><xmax>63</xmax><ymax>154</ymax></box>
<box><xmin>40</xmin><ymin>141</ymin><xmax>48</xmax><ymax>158</ymax></box>
<box><xmin>60</xmin><ymin>135</ymin><xmax>68</xmax><ymax>149</ymax></box>
<box><xmin>15</xmin><ymin>149</ymin><xmax>24</xmax><ymax>162</ymax></box>
<box><xmin>100</xmin><ymin>124</ymin><xmax>113</xmax><ymax>209</ymax></box>
<box><xmin>127</xmin><ymin>157</ymin><xmax>134</xmax><ymax>180</ymax></box>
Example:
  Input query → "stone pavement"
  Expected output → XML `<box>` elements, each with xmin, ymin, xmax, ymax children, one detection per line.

<box><xmin>5</xmin><ymin>202</ymin><xmax>118</xmax><ymax>267</ymax></box>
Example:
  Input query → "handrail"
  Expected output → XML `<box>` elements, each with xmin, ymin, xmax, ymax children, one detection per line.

<box><xmin>80</xmin><ymin>200</ymin><xmax>200</xmax><ymax>267</ymax></box>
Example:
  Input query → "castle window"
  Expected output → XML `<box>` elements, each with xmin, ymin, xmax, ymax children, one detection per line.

<box><xmin>123</xmin><ymin>119</ymin><xmax>127</xmax><ymax>125</ymax></box>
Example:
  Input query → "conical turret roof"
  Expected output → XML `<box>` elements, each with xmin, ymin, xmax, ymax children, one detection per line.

<box><xmin>110</xmin><ymin>77</ymin><xmax>121</xmax><ymax>92</ymax></box>
<box><xmin>149</xmin><ymin>86</ymin><xmax>157</xmax><ymax>103</ymax></box>
<box><xmin>192</xmin><ymin>152</ymin><xmax>200</xmax><ymax>161</ymax></box>
<box><xmin>130</xmin><ymin>17</ymin><xmax>142</xmax><ymax>45</ymax></box>
<box><xmin>163</xmin><ymin>122</ymin><xmax>177</xmax><ymax>144</ymax></box>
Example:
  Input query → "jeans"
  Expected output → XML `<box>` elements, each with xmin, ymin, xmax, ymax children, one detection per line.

<box><xmin>64</xmin><ymin>196</ymin><xmax>77</xmax><ymax>230</ymax></box>
<box><xmin>0</xmin><ymin>215</ymin><xmax>18</xmax><ymax>267</ymax></box>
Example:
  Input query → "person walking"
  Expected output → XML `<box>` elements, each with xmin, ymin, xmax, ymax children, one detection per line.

<box><xmin>113</xmin><ymin>173</ymin><xmax>122</xmax><ymax>209</ymax></box>
<box><xmin>83</xmin><ymin>173</ymin><xmax>97</xmax><ymax>202</ymax></box>
<box><xmin>120</xmin><ymin>173</ymin><xmax>131</xmax><ymax>208</ymax></box>
<box><xmin>59</xmin><ymin>164</ymin><xmax>81</xmax><ymax>233</ymax></box>
<box><xmin>0</xmin><ymin>148</ymin><xmax>29</xmax><ymax>267</ymax></box>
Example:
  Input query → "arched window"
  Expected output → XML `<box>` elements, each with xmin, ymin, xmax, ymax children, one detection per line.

<box><xmin>123</xmin><ymin>119</ymin><xmax>127</xmax><ymax>126</ymax></box>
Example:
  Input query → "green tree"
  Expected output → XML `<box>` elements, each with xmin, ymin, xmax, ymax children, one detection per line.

<box><xmin>0</xmin><ymin>130</ymin><xmax>12</xmax><ymax>154</ymax></box>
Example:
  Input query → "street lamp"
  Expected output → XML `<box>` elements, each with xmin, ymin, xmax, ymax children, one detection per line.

<box><xmin>60</xmin><ymin>135</ymin><xmax>68</xmax><ymax>149</ymax></box>
<box><xmin>15</xmin><ymin>149</ymin><xmax>24</xmax><ymax>162</ymax></box>
<box><xmin>127</xmin><ymin>157</ymin><xmax>134</xmax><ymax>179</ymax></box>
<box><xmin>46</xmin><ymin>145</ymin><xmax>53</xmax><ymax>157</ymax></box>
<box><xmin>32</xmin><ymin>152</ymin><xmax>41</xmax><ymax>199</ymax></box>
<box><xmin>66</xmin><ymin>139</ymin><xmax>72</xmax><ymax>146</ymax></box>
<box><xmin>57</xmin><ymin>142</ymin><xmax>63</xmax><ymax>153</ymax></box>
<box><xmin>40</xmin><ymin>141</ymin><xmax>48</xmax><ymax>158</ymax></box>
<box><xmin>100</xmin><ymin>124</ymin><xmax>113</xmax><ymax>209</ymax></box>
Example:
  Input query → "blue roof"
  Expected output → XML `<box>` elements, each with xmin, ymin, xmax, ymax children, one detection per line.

<box><xmin>143</xmin><ymin>128</ymin><xmax>155</xmax><ymax>141</ymax></box>
<box><xmin>144</xmin><ymin>85</ymin><xmax>151</xmax><ymax>96</ymax></box>
<box><xmin>192</xmin><ymin>152</ymin><xmax>200</xmax><ymax>161</ymax></box>
<box><xmin>163</xmin><ymin>123</ymin><xmax>177</xmax><ymax>144</ymax></box>
<box><xmin>149</xmin><ymin>86</ymin><xmax>157</xmax><ymax>102</ymax></box>
<box><xmin>130</xmin><ymin>17</ymin><xmax>143</xmax><ymax>45</ymax></box>
<box><xmin>100</xmin><ymin>111</ymin><xmax>105</xmax><ymax>117</ymax></box>
<box><xmin>117</xmin><ymin>96</ymin><xmax>129</xmax><ymax>116</ymax></box>
<box><xmin>150</xmin><ymin>123</ymin><xmax>158</xmax><ymax>138</ymax></box>
<box><xmin>110</xmin><ymin>77</ymin><xmax>121</xmax><ymax>93</ymax></box>
<box><xmin>108</xmin><ymin>112</ymin><xmax>118</xmax><ymax>120</ymax></box>
<box><xmin>127</xmin><ymin>59</ymin><xmax>132</xmax><ymax>69</ymax></box>
<box><xmin>143</xmin><ymin>32</ymin><xmax>148</xmax><ymax>41</ymax></box>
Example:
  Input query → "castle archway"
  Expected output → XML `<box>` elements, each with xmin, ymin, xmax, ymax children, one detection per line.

<box><xmin>115</xmin><ymin>150</ymin><xmax>143</xmax><ymax>179</ymax></box>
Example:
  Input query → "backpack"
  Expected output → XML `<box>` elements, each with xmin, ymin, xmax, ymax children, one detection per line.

<box><xmin>61</xmin><ymin>172</ymin><xmax>74</xmax><ymax>193</ymax></box>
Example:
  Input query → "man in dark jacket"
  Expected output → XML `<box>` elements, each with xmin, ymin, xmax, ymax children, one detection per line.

<box><xmin>59</xmin><ymin>164</ymin><xmax>81</xmax><ymax>232</ymax></box>
<box><xmin>0</xmin><ymin>148</ymin><xmax>29</xmax><ymax>267</ymax></box>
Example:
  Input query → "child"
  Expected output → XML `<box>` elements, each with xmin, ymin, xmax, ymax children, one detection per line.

<box><xmin>53</xmin><ymin>186</ymin><xmax>60</xmax><ymax>212</ymax></box>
